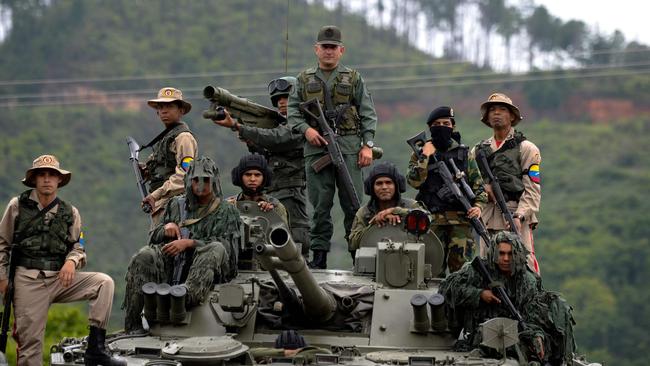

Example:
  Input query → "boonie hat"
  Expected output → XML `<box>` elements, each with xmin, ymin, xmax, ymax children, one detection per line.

<box><xmin>316</xmin><ymin>25</ymin><xmax>342</xmax><ymax>46</ymax></box>
<box><xmin>480</xmin><ymin>92</ymin><xmax>522</xmax><ymax>126</ymax></box>
<box><xmin>23</xmin><ymin>154</ymin><xmax>72</xmax><ymax>188</ymax></box>
<box><xmin>147</xmin><ymin>87</ymin><xmax>192</xmax><ymax>114</ymax></box>
<box><xmin>426</xmin><ymin>106</ymin><xmax>455</xmax><ymax>126</ymax></box>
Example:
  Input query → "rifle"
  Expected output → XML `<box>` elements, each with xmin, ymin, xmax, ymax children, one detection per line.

<box><xmin>126</xmin><ymin>136</ymin><xmax>152</xmax><ymax>214</ymax></box>
<box><xmin>0</xmin><ymin>244</ymin><xmax>18</xmax><ymax>353</ymax></box>
<box><xmin>406</xmin><ymin>136</ymin><xmax>491</xmax><ymax>245</ymax></box>
<box><xmin>475</xmin><ymin>150</ymin><xmax>519</xmax><ymax>236</ymax></box>
<box><xmin>299</xmin><ymin>98</ymin><xmax>361</xmax><ymax>211</ymax></box>
<box><xmin>202</xmin><ymin>86</ymin><xmax>283</xmax><ymax>129</ymax></box>
<box><xmin>171</xmin><ymin>198</ymin><xmax>190</xmax><ymax>286</ymax></box>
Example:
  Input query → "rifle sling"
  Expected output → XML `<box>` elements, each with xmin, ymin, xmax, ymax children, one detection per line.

<box><xmin>13</xmin><ymin>197</ymin><xmax>61</xmax><ymax>245</ymax></box>
<box><xmin>140</xmin><ymin>122</ymin><xmax>182</xmax><ymax>151</ymax></box>
<box><xmin>181</xmin><ymin>197</ymin><xmax>221</xmax><ymax>228</ymax></box>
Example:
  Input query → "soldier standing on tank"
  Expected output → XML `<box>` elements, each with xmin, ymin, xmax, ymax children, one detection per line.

<box><xmin>439</xmin><ymin>231</ymin><xmax>575</xmax><ymax>365</ymax></box>
<box><xmin>407</xmin><ymin>106</ymin><xmax>487</xmax><ymax>275</ymax></box>
<box><xmin>471</xmin><ymin>93</ymin><xmax>541</xmax><ymax>274</ymax></box>
<box><xmin>140</xmin><ymin>87</ymin><xmax>198</xmax><ymax>226</ymax></box>
<box><xmin>123</xmin><ymin>156</ymin><xmax>241</xmax><ymax>333</ymax></box>
<box><xmin>227</xmin><ymin>154</ymin><xmax>289</xmax><ymax>224</ymax></box>
<box><xmin>348</xmin><ymin>162</ymin><xmax>423</xmax><ymax>253</ymax></box>
<box><xmin>0</xmin><ymin>155</ymin><xmax>125</xmax><ymax>366</ymax></box>
<box><xmin>213</xmin><ymin>77</ymin><xmax>308</xmax><ymax>255</ymax></box>
<box><xmin>287</xmin><ymin>25</ymin><xmax>378</xmax><ymax>269</ymax></box>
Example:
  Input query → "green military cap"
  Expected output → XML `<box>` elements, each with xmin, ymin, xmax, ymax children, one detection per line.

<box><xmin>316</xmin><ymin>25</ymin><xmax>342</xmax><ymax>46</ymax></box>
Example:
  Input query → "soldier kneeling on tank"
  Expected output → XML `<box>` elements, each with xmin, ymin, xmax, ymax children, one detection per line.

<box><xmin>228</xmin><ymin>154</ymin><xmax>289</xmax><ymax>225</ymax></box>
<box><xmin>123</xmin><ymin>156</ymin><xmax>242</xmax><ymax>333</ymax></box>
<box><xmin>348</xmin><ymin>162</ymin><xmax>424</xmax><ymax>261</ymax></box>
<box><xmin>439</xmin><ymin>231</ymin><xmax>575</xmax><ymax>365</ymax></box>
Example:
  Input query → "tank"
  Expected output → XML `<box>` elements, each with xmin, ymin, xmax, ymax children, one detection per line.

<box><xmin>49</xmin><ymin>201</ymin><xmax>601</xmax><ymax>366</ymax></box>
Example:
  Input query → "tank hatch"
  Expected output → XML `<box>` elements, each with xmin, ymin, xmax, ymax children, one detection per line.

<box><xmin>161</xmin><ymin>336</ymin><xmax>249</xmax><ymax>363</ymax></box>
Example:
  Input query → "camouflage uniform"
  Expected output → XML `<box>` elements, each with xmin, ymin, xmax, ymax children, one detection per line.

<box><xmin>407</xmin><ymin>139</ymin><xmax>487</xmax><ymax>274</ymax></box>
<box><xmin>287</xmin><ymin>63</ymin><xmax>377</xmax><ymax>254</ymax></box>
<box><xmin>238</xmin><ymin>121</ymin><xmax>308</xmax><ymax>250</ymax></box>
<box><xmin>439</xmin><ymin>232</ymin><xmax>575</xmax><ymax>364</ymax></box>
<box><xmin>124</xmin><ymin>157</ymin><xmax>241</xmax><ymax>332</ymax></box>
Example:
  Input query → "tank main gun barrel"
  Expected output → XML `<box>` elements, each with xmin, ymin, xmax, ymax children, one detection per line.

<box><xmin>257</xmin><ymin>225</ymin><xmax>336</xmax><ymax>322</ymax></box>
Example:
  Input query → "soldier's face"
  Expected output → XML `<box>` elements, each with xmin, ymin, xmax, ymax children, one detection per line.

<box><xmin>373</xmin><ymin>177</ymin><xmax>396</xmax><ymax>202</ymax></box>
<box><xmin>497</xmin><ymin>242</ymin><xmax>513</xmax><ymax>274</ymax></box>
<box><xmin>277</xmin><ymin>97</ymin><xmax>289</xmax><ymax>116</ymax></box>
<box><xmin>34</xmin><ymin>169</ymin><xmax>62</xmax><ymax>196</ymax></box>
<box><xmin>155</xmin><ymin>102</ymin><xmax>184</xmax><ymax>126</ymax></box>
<box><xmin>314</xmin><ymin>44</ymin><xmax>345</xmax><ymax>70</ymax></box>
<box><xmin>191</xmin><ymin>177</ymin><xmax>213</xmax><ymax>198</ymax></box>
<box><xmin>487</xmin><ymin>105</ymin><xmax>514</xmax><ymax>129</ymax></box>
<box><xmin>242</xmin><ymin>170</ymin><xmax>264</xmax><ymax>191</ymax></box>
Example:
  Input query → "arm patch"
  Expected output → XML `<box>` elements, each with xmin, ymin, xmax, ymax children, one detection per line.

<box><xmin>527</xmin><ymin>164</ymin><xmax>540</xmax><ymax>184</ymax></box>
<box><xmin>180</xmin><ymin>157</ymin><xmax>194</xmax><ymax>172</ymax></box>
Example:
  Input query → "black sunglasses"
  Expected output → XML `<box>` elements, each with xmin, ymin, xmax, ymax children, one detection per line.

<box><xmin>268</xmin><ymin>78</ymin><xmax>292</xmax><ymax>95</ymax></box>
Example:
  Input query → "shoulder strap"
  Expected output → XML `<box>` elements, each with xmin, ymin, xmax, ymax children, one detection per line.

<box><xmin>140</xmin><ymin>122</ymin><xmax>183</xmax><ymax>150</ymax></box>
<box><xmin>181</xmin><ymin>198</ymin><xmax>222</xmax><ymax>227</ymax></box>
<box><xmin>13</xmin><ymin>197</ymin><xmax>60</xmax><ymax>244</ymax></box>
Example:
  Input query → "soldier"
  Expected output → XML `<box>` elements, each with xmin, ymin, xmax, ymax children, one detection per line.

<box><xmin>227</xmin><ymin>154</ymin><xmax>289</xmax><ymax>224</ymax></box>
<box><xmin>141</xmin><ymin>87</ymin><xmax>198</xmax><ymax>226</ymax></box>
<box><xmin>439</xmin><ymin>231</ymin><xmax>575</xmax><ymax>365</ymax></box>
<box><xmin>472</xmin><ymin>93</ymin><xmax>541</xmax><ymax>273</ymax></box>
<box><xmin>123</xmin><ymin>156</ymin><xmax>241</xmax><ymax>333</ymax></box>
<box><xmin>0</xmin><ymin>155</ymin><xmax>125</xmax><ymax>366</ymax></box>
<box><xmin>348</xmin><ymin>162</ymin><xmax>422</xmax><ymax>252</ymax></box>
<box><xmin>287</xmin><ymin>25</ymin><xmax>378</xmax><ymax>268</ymax></box>
<box><xmin>213</xmin><ymin>77</ymin><xmax>309</xmax><ymax>254</ymax></box>
<box><xmin>407</xmin><ymin>106</ymin><xmax>487</xmax><ymax>275</ymax></box>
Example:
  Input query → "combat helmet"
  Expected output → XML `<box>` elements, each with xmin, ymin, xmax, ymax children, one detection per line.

<box><xmin>268</xmin><ymin>76</ymin><xmax>296</xmax><ymax>107</ymax></box>
<box><xmin>184</xmin><ymin>156</ymin><xmax>222</xmax><ymax>209</ymax></box>
<box><xmin>231</xmin><ymin>154</ymin><xmax>272</xmax><ymax>195</ymax></box>
<box><xmin>363</xmin><ymin>162</ymin><xmax>406</xmax><ymax>202</ymax></box>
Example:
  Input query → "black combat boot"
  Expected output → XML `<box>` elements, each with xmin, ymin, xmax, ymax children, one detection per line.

<box><xmin>84</xmin><ymin>326</ymin><xmax>127</xmax><ymax>366</ymax></box>
<box><xmin>308</xmin><ymin>250</ymin><xmax>328</xmax><ymax>269</ymax></box>
<box><xmin>349</xmin><ymin>250</ymin><xmax>356</xmax><ymax>265</ymax></box>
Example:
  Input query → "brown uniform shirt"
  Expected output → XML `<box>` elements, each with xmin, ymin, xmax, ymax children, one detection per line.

<box><xmin>0</xmin><ymin>190</ymin><xmax>85</xmax><ymax>280</ymax></box>
<box><xmin>471</xmin><ymin>129</ymin><xmax>542</xmax><ymax>229</ymax></box>
<box><xmin>149</xmin><ymin>131</ymin><xmax>198</xmax><ymax>212</ymax></box>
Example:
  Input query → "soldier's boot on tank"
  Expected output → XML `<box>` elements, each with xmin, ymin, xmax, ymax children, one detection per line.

<box><xmin>84</xmin><ymin>326</ymin><xmax>127</xmax><ymax>366</ymax></box>
<box><xmin>308</xmin><ymin>250</ymin><xmax>327</xmax><ymax>269</ymax></box>
<box><xmin>349</xmin><ymin>250</ymin><xmax>356</xmax><ymax>264</ymax></box>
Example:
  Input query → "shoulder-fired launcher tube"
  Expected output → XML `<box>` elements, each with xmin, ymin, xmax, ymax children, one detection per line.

<box><xmin>260</xmin><ymin>225</ymin><xmax>337</xmax><ymax>322</ymax></box>
<box><xmin>202</xmin><ymin>86</ymin><xmax>283</xmax><ymax>128</ymax></box>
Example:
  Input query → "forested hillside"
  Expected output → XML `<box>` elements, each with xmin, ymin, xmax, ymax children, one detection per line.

<box><xmin>0</xmin><ymin>0</ymin><xmax>648</xmax><ymax>365</ymax></box>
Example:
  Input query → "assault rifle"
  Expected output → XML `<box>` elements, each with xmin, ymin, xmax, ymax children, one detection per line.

<box><xmin>202</xmin><ymin>85</ymin><xmax>283</xmax><ymax>129</ymax></box>
<box><xmin>475</xmin><ymin>150</ymin><xmax>519</xmax><ymax>236</ymax></box>
<box><xmin>126</xmin><ymin>136</ymin><xmax>152</xmax><ymax>214</ymax></box>
<box><xmin>171</xmin><ymin>198</ymin><xmax>190</xmax><ymax>286</ymax></box>
<box><xmin>0</xmin><ymin>244</ymin><xmax>18</xmax><ymax>353</ymax></box>
<box><xmin>299</xmin><ymin>98</ymin><xmax>361</xmax><ymax>211</ymax></box>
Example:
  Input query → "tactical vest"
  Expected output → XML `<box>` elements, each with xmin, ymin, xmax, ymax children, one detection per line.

<box><xmin>476</xmin><ymin>131</ymin><xmax>526</xmax><ymax>201</ymax></box>
<box><xmin>146</xmin><ymin>122</ymin><xmax>192</xmax><ymax>191</ymax></box>
<box><xmin>416</xmin><ymin>145</ymin><xmax>470</xmax><ymax>213</ymax></box>
<box><xmin>13</xmin><ymin>190</ymin><xmax>75</xmax><ymax>270</ymax></box>
<box><xmin>299</xmin><ymin>67</ymin><xmax>361</xmax><ymax>134</ymax></box>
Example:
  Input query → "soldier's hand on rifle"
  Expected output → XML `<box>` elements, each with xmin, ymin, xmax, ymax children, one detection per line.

<box><xmin>305</xmin><ymin>127</ymin><xmax>328</xmax><ymax>147</ymax></box>
<box><xmin>162</xmin><ymin>239</ymin><xmax>194</xmax><ymax>257</ymax></box>
<box><xmin>258</xmin><ymin>201</ymin><xmax>275</xmax><ymax>212</ymax></box>
<box><xmin>422</xmin><ymin>141</ymin><xmax>435</xmax><ymax>158</ymax></box>
<box><xmin>0</xmin><ymin>279</ymin><xmax>7</xmax><ymax>296</ymax></box>
<box><xmin>467</xmin><ymin>206</ymin><xmax>481</xmax><ymax>219</ymax></box>
<box><xmin>480</xmin><ymin>289</ymin><xmax>501</xmax><ymax>304</ymax></box>
<box><xmin>213</xmin><ymin>108</ymin><xmax>238</xmax><ymax>130</ymax></box>
<box><xmin>142</xmin><ymin>195</ymin><xmax>156</xmax><ymax>213</ymax></box>
<box><xmin>358</xmin><ymin>146</ymin><xmax>372</xmax><ymax>168</ymax></box>
<box><xmin>163</xmin><ymin>222</ymin><xmax>182</xmax><ymax>239</ymax></box>
<box><xmin>58</xmin><ymin>260</ymin><xmax>76</xmax><ymax>288</ymax></box>
<box><xmin>369</xmin><ymin>209</ymin><xmax>401</xmax><ymax>227</ymax></box>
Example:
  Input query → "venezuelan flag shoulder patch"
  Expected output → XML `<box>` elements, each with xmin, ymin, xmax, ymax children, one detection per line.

<box><xmin>181</xmin><ymin>157</ymin><xmax>194</xmax><ymax>172</ymax></box>
<box><xmin>528</xmin><ymin>164</ymin><xmax>540</xmax><ymax>184</ymax></box>
<box><xmin>79</xmin><ymin>231</ymin><xmax>85</xmax><ymax>247</ymax></box>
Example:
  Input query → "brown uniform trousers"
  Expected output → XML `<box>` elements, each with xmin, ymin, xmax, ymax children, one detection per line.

<box><xmin>13</xmin><ymin>268</ymin><xmax>114</xmax><ymax>366</ymax></box>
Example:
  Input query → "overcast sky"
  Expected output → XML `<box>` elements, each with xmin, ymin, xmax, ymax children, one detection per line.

<box><xmin>536</xmin><ymin>0</ymin><xmax>648</xmax><ymax>44</ymax></box>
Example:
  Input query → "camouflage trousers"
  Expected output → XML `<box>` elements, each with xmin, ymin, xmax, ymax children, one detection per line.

<box><xmin>269</xmin><ymin>186</ymin><xmax>310</xmax><ymax>255</ymax></box>
<box><xmin>305</xmin><ymin>153</ymin><xmax>364</xmax><ymax>252</ymax></box>
<box><xmin>122</xmin><ymin>242</ymin><xmax>228</xmax><ymax>331</ymax></box>
<box><xmin>431</xmin><ymin>211</ymin><xmax>476</xmax><ymax>275</ymax></box>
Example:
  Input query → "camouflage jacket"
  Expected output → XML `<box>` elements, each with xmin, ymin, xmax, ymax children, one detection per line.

<box><xmin>150</xmin><ymin>195</ymin><xmax>242</xmax><ymax>280</ymax></box>
<box><xmin>348</xmin><ymin>198</ymin><xmax>423</xmax><ymax>250</ymax></box>
<box><xmin>238</xmin><ymin>122</ymin><xmax>306</xmax><ymax>191</ymax></box>
<box><xmin>407</xmin><ymin>139</ymin><xmax>487</xmax><ymax>213</ymax></box>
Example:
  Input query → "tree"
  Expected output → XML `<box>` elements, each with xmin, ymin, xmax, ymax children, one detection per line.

<box><xmin>495</xmin><ymin>5</ymin><xmax>521</xmax><ymax>71</ymax></box>
<box><xmin>477</xmin><ymin>0</ymin><xmax>506</xmax><ymax>68</ymax></box>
